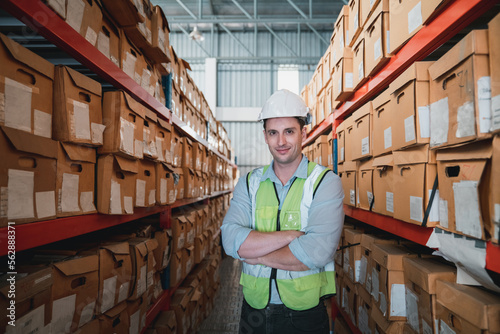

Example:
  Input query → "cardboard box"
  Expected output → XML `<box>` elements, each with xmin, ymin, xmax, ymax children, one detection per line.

<box><xmin>348</xmin><ymin>0</ymin><xmax>364</xmax><ymax>47</ymax></box>
<box><xmin>491</xmin><ymin>135</ymin><xmax>500</xmax><ymax>243</ymax></box>
<box><xmin>181</xmin><ymin>137</ymin><xmax>193</xmax><ymax>169</ymax></box>
<box><xmin>489</xmin><ymin>13</ymin><xmax>500</xmax><ymax>133</ymax></box>
<box><xmin>371</xmin><ymin>243</ymin><xmax>412</xmax><ymax>321</ymax></box>
<box><xmin>50</xmin><ymin>255</ymin><xmax>99</xmax><ymax>332</ymax></box>
<box><xmin>0</xmin><ymin>126</ymin><xmax>58</xmax><ymax>227</ymax></box>
<box><xmin>128</xmin><ymin>238</ymin><xmax>158</xmax><ymax>300</ymax></box>
<box><xmin>341</xmin><ymin>275</ymin><xmax>357</xmax><ymax>325</ymax></box>
<box><xmin>436</xmin><ymin>140</ymin><xmax>492</xmax><ymax>239</ymax></box>
<box><xmin>393</xmin><ymin>145</ymin><xmax>439</xmax><ymax>226</ymax></box>
<box><xmin>389</xmin><ymin>62</ymin><xmax>433</xmax><ymax>151</ymax></box>
<box><xmin>331</xmin><ymin>5</ymin><xmax>350</xmax><ymax>67</ymax></box>
<box><xmin>0</xmin><ymin>33</ymin><xmax>54</xmax><ymax>138</ymax></box>
<box><xmin>138</xmin><ymin>5</ymin><xmax>170</xmax><ymax>64</ymax></box>
<box><xmin>56</xmin><ymin>142</ymin><xmax>96</xmax><ymax>217</ymax></box>
<box><xmin>363</xmin><ymin>0</ymin><xmax>390</xmax><ymax>77</ymax></box>
<box><xmin>356</xmin><ymin>283</ymin><xmax>376</xmax><ymax>334</ymax></box>
<box><xmin>343</xmin><ymin>228</ymin><xmax>364</xmax><ymax>282</ymax></box>
<box><xmin>352</xmin><ymin>38</ymin><xmax>366</xmax><ymax>90</ymax></box>
<box><xmin>153</xmin><ymin>310</ymin><xmax>177</xmax><ymax>333</ymax></box>
<box><xmin>371</xmin><ymin>154</ymin><xmax>394</xmax><ymax>217</ymax></box>
<box><xmin>182</xmin><ymin>246</ymin><xmax>195</xmax><ymax>282</ymax></box>
<box><xmin>153</xmin><ymin>229</ymin><xmax>172</xmax><ymax>271</ymax></box>
<box><xmin>99</xmin><ymin>0</ymin><xmax>145</xmax><ymax>27</ymax></box>
<box><xmin>135</xmin><ymin>158</ymin><xmax>156</xmax><ymax>208</ymax></box>
<box><xmin>317</xmin><ymin>93</ymin><xmax>326</xmax><ymax>125</ymax></box>
<box><xmin>184</xmin><ymin>211</ymin><xmax>196</xmax><ymax>248</ymax></box>
<box><xmin>123</xmin><ymin>0</ymin><xmax>153</xmax><ymax>50</ymax></box>
<box><xmin>315</xmin><ymin>135</ymin><xmax>330</xmax><ymax>167</ymax></box>
<box><xmin>333</xmin><ymin>51</ymin><xmax>355</xmax><ymax>102</ymax></box>
<box><xmin>371</xmin><ymin>305</ymin><xmax>405</xmax><ymax>334</ymax></box>
<box><xmin>357</xmin><ymin>158</ymin><xmax>374</xmax><ymax>210</ymax></box>
<box><xmin>171</xmin><ymin>287</ymin><xmax>193</xmax><ymax>334</ymax></box>
<box><xmin>96</xmin><ymin>8</ymin><xmax>121</xmax><ymax>68</ymax></box>
<box><xmin>351</xmin><ymin>102</ymin><xmax>372</xmax><ymax>161</ymax></box>
<box><xmin>403</xmin><ymin>257</ymin><xmax>456</xmax><ymax>334</ymax></box>
<box><xmin>327</xmin><ymin>131</ymin><xmax>334</xmax><ymax>170</ymax></box>
<box><xmin>389</xmin><ymin>0</ymin><xmax>448</xmax><ymax>54</ymax></box>
<box><xmin>127</xmin><ymin>296</ymin><xmax>148</xmax><ymax>334</ymax></box>
<box><xmin>171</xmin><ymin>213</ymin><xmax>187</xmax><ymax>253</ymax></box>
<box><xmin>183</xmin><ymin>167</ymin><xmax>195</xmax><ymax>198</ymax></box>
<box><xmin>120</xmin><ymin>32</ymin><xmax>147</xmax><ymax>87</ymax></box>
<box><xmin>372</xmin><ymin>88</ymin><xmax>393</xmax><ymax>157</ymax></box>
<box><xmin>169</xmin><ymin>251</ymin><xmax>183</xmax><ymax>288</ymax></box>
<box><xmin>340</xmin><ymin>161</ymin><xmax>357</xmax><ymax>207</ymax></box>
<box><xmin>97</xmin><ymin>154</ymin><xmax>137</xmax><ymax>215</ymax></box>
<box><xmin>171</xmin><ymin>83</ymin><xmax>182</xmax><ymax>120</ymax></box>
<box><xmin>192</xmin><ymin>142</ymin><xmax>204</xmax><ymax>171</ymax></box>
<box><xmin>435</xmin><ymin>280</ymin><xmax>500</xmax><ymax>333</ymax></box>
<box><xmin>428</xmin><ymin>30</ymin><xmax>491</xmax><ymax>149</ymax></box>
<box><xmin>98</xmin><ymin>302</ymin><xmax>129</xmax><ymax>334</ymax></box>
<box><xmin>336</xmin><ymin>121</ymin><xmax>346</xmax><ymax>164</ymax></box>
<box><xmin>0</xmin><ymin>266</ymin><xmax>52</xmax><ymax>333</ymax></box>
<box><xmin>174</xmin><ymin>167</ymin><xmax>185</xmax><ymax>200</ymax></box>
<box><xmin>171</xmin><ymin>127</ymin><xmax>183</xmax><ymax>167</ymax></box>
<box><xmin>323</xmin><ymin>45</ymin><xmax>333</xmax><ymax>87</ymax></box>
<box><xmin>100</xmin><ymin>91</ymin><xmax>145</xmax><ymax>159</ymax></box>
<box><xmin>53</xmin><ymin>66</ymin><xmax>103</xmax><ymax>146</ymax></box>
<box><xmin>143</xmin><ymin>108</ymin><xmax>158</xmax><ymax>160</ymax></box>
<box><xmin>155</xmin><ymin>162</ymin><xmax>176</xmax><ymax>205</ymax></box>
<box><xmin>66</xmin><ymin>0</ymin><xmax>102</xmax><ymax>47</ymax></box>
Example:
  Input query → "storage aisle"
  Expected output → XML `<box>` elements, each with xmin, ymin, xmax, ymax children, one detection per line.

<box><xmin>197</xmin><ymin>256</ymin><xmax>243</xmax><ymax>334</ymax></box>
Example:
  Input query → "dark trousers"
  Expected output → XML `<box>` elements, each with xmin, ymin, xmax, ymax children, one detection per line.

<box><xmin>239</xmin><ymin>299</ymin><xmax>330</xmax><ymax>334</ymax></box>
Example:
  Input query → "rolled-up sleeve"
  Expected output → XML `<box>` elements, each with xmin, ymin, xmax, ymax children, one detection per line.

<box><xmin>288</xmin><ymin>171</ymin><xmax>344</xmax><ymax>269</ymax></box>
<box><xmin>220</xmin><ymin>175</ymin><xmax>253</xmax><ymax>260</ymax></box>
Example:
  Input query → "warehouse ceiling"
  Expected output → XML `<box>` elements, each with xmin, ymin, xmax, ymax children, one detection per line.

<box><xmin>153</xmin><ymin>0</ymin><xmax>345</xmax><ymax>33</ymax></box>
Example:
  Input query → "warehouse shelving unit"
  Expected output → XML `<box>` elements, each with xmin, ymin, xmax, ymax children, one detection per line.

<box><xmin>303</xmin><ymin>0</ymin><xmax>500</xmax><ymax>280</ymax></box>
<box><xmin>0</xmin><ymin>0</ymin><xmax>236</xmax><ymax>331</ymax></box>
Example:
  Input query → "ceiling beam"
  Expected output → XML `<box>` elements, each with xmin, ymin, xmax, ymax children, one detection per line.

<box><xmin>176</xmin><ymin>24</ymin><xmax>212</xmax><ymax>57</ymax></box>
<box><xmin>175</xmin><ymin>0</ymin><xmax>197</xmax><ymax>20</ymax></box>
<box><xmin>167</xmin><ymin>17</ymin><xmax>335</xmax><ymax>25</ymax></box>
<box><xmin>218</xmin><ymin>24</ymin><xmax>254</xmax><ymax>56</ymax></box>
<box><xmin>231</xmin><ymin>0</ymin><xmax>253</xmax><ymax>20</ymax></box>
<box><xmin>286</xmin><ymin>0</ymin><xmax>329</xmax><ymax>47</ymax></box>
<box><xmin>263</xmin><ymin>23</ymin><xmax>298</xmax><ymax>57</ymax></box>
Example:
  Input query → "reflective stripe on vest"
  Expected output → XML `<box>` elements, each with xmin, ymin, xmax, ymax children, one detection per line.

<box><xmin>240</xmin><ymin>161</ymin><xmax>336</xmax><ymax>311</ymax></box>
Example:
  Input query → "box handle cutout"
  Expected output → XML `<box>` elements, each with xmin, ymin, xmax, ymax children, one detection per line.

<box><xmin>400</xmin><ymin>166</ymin><xmax>411</xmax><ymax>176</ymax></box>
<box><xmin>377</xmin><ymin>108</ymin><xmax>385</xmax><ymax>118</ymax></box>
<box><xmin>112</xmin><ymin>317</ymin><xmax>121</xmax><ymax>328</ymax></box>
<box><xmin>70</xmin><ymin>163</ymin><xmax>83</xmax><ymax>173</ymax></box>
<box><xmin>368</xmin><ymin>25</ymin><xmax>375</xmax><ymax>37</ymax></box>
<box><xmin>18</xmin><ymin>157</ymin><xmax>37</xmax><ymax>168</ymax></box>
<box><xmin>128</xmin><ymin>113</ymin><xmax>136</xmax><ymax>123</ymax></box>
<box><xmin>16</xmin><ymin>69</ymin><xmax>36</xmax><ymax>85</ymax></box>
<box><xmin>376</xmin><ymin>263</ymin><xmax>381</xmax><ymax>272</ymax></box>
<box><xmin>144</xmin><ymin>170</ymin><xmax>151</xmax><ymax>177</ymax></box>
<box><xmin>114</xmin><ymin>259</ymin><xmax>123</xmax><ymax>268</ymax></box>
<box><xmin>130</xmin><ymin>48</ymin><xmax>137</xmax><ymax>58</ymax></box>
<box><xmin>442</xmin><ymin>73</ymin><xmax>456</xmax><ymax>90</ymax></box>
<box><xmin>397</xmin><ymin>91</ymin><xmax>405</xmax><ymax>104</ymax></box>
<box><xmin>79</xmin><ymin>92</ymin><xmax>91</xmax><ymax>103</ymax></box>
<box><xmin>449</xmin><ymin>314</ymin><xmax>462</xmax><ymax>330</ymax></box>
<box><xmin>71</xmin><ymin>276</ymin><xmax>86</xmax><ymax>289</ymax></box>
<box><xmin>445</xmin><ymin>165</ymin><xmax>460</xmax><ymax>177</ymax></box>
<box><xmin>144</xmin><ymin>120</ymin><xmax>149</xmax><ymax>127</ymax></box>
<box><xmin>101</xmin><ymin>25</ymin><xmax>110</xmax><ymax>37</ymax></box>
<box><xmin>116</xmin><ymin>171</ymin><xmax>125</xmax><ymax>180</ymax></box>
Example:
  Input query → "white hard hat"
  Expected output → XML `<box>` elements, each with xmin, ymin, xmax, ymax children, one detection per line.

<box><xmin>257</xmin><ymin>89</ymin><xmax>312</xmax><ymax>124</ymax></box>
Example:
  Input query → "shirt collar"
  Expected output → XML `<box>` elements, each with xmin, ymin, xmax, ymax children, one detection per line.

<box><xmin>261</xmin><ymin>155</ymin><xmax>309</xmax><ymax>185</ymax></box>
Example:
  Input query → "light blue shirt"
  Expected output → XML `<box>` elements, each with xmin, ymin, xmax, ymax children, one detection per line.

<box><xmin>221</xmin><ymin>155</ymin><xmax>345</xmax><ymax>304</ymax></box>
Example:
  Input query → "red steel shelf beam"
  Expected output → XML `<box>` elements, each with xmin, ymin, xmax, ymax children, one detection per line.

<box><xmin>331</xmin><ymin>299</ymin><xmax>362</xmax><ymax>334</ymax></box>
<box><xmin>303</xmin><ymin>113</ymin><xmax>334</xmax><ymax>147</ymax></box>
<box><xmin>143</xmin><ymin>290</ymin><xmax>171</xmax><ymax>333</ymax></box>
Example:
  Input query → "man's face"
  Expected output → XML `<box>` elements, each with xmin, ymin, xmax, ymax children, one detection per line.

<box><xmin>263</xmin><ymin>117</ymin><xmax>306</xmax><ymax>166</ymax></box>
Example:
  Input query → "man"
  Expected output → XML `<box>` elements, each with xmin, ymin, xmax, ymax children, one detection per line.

<box><xmin>221</xmin><ymin>89</ymin><xmax>345</xmax><ymax>334</ymax></box>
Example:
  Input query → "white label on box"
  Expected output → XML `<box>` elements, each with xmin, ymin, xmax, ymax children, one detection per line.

<box><xmin>367</xmin><ymin>191</ymin><xmax>374</xmax><ymax>207</ymax></box>
<box><xmin>358</xmin><ymin>61</ymin><xmax>364</xmax><ymax>80</ymax></box>
<box><xmin>66</xmin><ymin>0</ymin><xmax>85</xmax><ymax>32</ymax></box>
<box><xmin>136</xmin><ymin>179</ymin><xmax>146</xmax><ymax>207</ymax></box>
<box><xmin>101</xmin><ymin>275</ymin><xmax>117</xmax><ymax>313</ymax></box>
<box><xmin>169</xmin><ymin>190</ymin><xmax>175</xmax><ymax>203</ymax></box>
<box><xmin>342</xmin><ymin>287</ymin><xmax>348</xmax><ymax>309</ymax></box>
<box><xmin>160</xmin><ymin>178</ymin><xmax>167</xmax><ymax>204</ymax></box>
<box><xmin>350</xmin><ymin>189</ymin><xmax>355</xmax><ymax>205</ymax></box>
<box><xmin>72</xmin><ymin>100</ymin><xmax>91</xmax><ymax>140</ymax></box>
<box><xmin>405</xmin><ymin>115</ymin><xmax>416</xmax><ymax>142</ymax></box>
<box><xmin>358</xmin><ymin>304</ymin><xmax>370</xmax><ymax>334</ymax></box>
<box><xmin>456</xmin><ymin>100</ymin><xmax>475</xmax><ymax>138</ymax></box>
<box><xmin>495</xmin><ymin>203</ymin><xmax>500</xmax><ymax>223</ymax></box>
<box><xmin>61</xmin><ymin>173</ymin><xmax>80</xmax><ymax>212</ymax></box>
<box><xmin>47</xmin><ymin>0</ymin><xmax>66</xmax><ymax>18</ymax></box>
<box><xmin>97</xmin><ymin>31</ymin><xmax>111</xmax><ymax>59</ymax></box>
<box><xmin>384</xmin><ymin>127</ymin><xmax>392</xmax><ymax>149</ymax></box>
<box><xmin>119</xmin><ymin>117</ymin><xmax>135</xmax><ymax>156</ymax></box>
<box><xmin>129</xmin><ymin>310</ymin><xmax>140</xmax><ymax>334</ymax></box>
<box><xmin>477</xmin><ymin>76</ymin><xmax>492</xmax><ymax>133</ymax></box>
<box><xmin>359</xmin><ymin>256</ymin><xmax>367</xmax><ymax>285</ymax></box>
<box><xmin>406</xmin><ymin>287</ymin><xmax>419</xmax><ymax>332</ymax></box>
<box><xmin>453</xmin><ymin>181</ymin><xmax>482</xmax><ymax>239</ymax></box>
<box><xmin>379</xmin><ymin>292</ymin><xmax>387</xmax><ymax>316</ymax></box>
<box><xmin>345</xmin><ymin>73</ymin><xmax>354</xmax><ymax>88</ymax></box>
<box><xmin>85</xmin><ymin>27</ymin><xmax>98</xmax><ymax>46</ymax></box>
<box><xmin>34</xmin><ymin>109</ymin><xmax>52</xmax><ymax>138</ymax></box>
<box><xmin>440</xmin><ymin>320</ymin><xmax>456</xmax><ymax>334</ymax></box>
<box><xmin>422</xmin><ymin>320</ymin><xmax>433</xmax><ymax>334</ymax></box>
<box><xmin>338</xmin><ymin>77</ymin><xmax>343</xmax><ymax>92</ymax></box>
<box><xmin>8</xmin><ymin>169</ymin><xmax>34</xmax><ymax>219</ymax></box>
<box><xmin>110</xmin><ymin>180</ymin><xmax>122</xmax><ymax>214</ymax></box>
<box><xmin>118</xmin><ymin>281</ymin><xmax>130</xmax><ymax>303</ymax></box>
<box><xmin>6</xmin><ymin>304</ymin><xmax>45</xmax><ymax>334</ymax></box>
<box><xmin>354</xmin><ymin>259</ymin><xmax>361</xmax><ymax>282</ymax></box>
<box><xmin>5</xmin><ymin>78</ymin><xmax>32</xmax><ymax>133</ymax></box>
<box><xmin>354</xmin><ymin>13</ymin><xmax>359</xmax><ymax>29</ymax></box>
<box><xmin>123</xmin><ymin>52</ymin><xmax>137</xmax><ymax>79</ymax></box>
<box><xmin>141</xmin><ymin>69</ymin><xmax>152</xmax><ymax>91</ymax></box>
<box><xmin>52</xmin><ymin>294</ymin><xmax>76</xmax><ymax>334</ymax></box>
<box><xmin>79</xmin><ymin>301</ymin><xmax>95</xmax><ymax>327</ymax></box>
<box><xmin>391</xmin><ymin>284</ymin><xmax>406</xmax><ymax>317</ymax></box>
<box><xmin>158</xmin><ymin>28</ymin><xmax>166</xmax><ymax>52</ymax></box>
<box><xmin>343</xmin><ymin>252</ymin><xmax>349</xmax><ymax>273</ymax></box>
<box><xmin>134</xmin><ymin>72</ymin><xmax>142</xmax><ymax>85</ymax></box>
<box><xmin>492</xmin><ymin>94</ymin><xmax>500</xmax><ymax>131</ymax></box>
<box><xmin>340</xmin><ymin>147</ymin><xmax>345</xmax><ymax>161</ymax></box>
<box><xmin>374</xmin><ymin>37</ymin><xmax>382</xmax><ymax>61</ymax></box>
<box><xmin>439</xmin><ymin>198</ymin><xmax>449</xmax><ymax>228</ymax></box>
<box><xmin>149</xmin><ymin>189</ymin><xmax>156</xmax><ymax>206</ymax></box>
<box><xmin>361</xmin><ymin>136</ymin><xmax>369</xmax><ymax>155</ymax></box>
<box><xmin>430</xmin><ymin>97</ymin><xmax>449</xmax><ymax>146</ymax></box>
<box><xmin>91</xmin><ymin>122</ymin><xmax>105</xmax><ymax>145</ymax></box>
<box><xmin>162</xmin><ymin>249</ymin><xmax>170</xmax><ymax>268</ymax></box>
<box><xmin>147</xmin><ymin>270</ymin><xmax>154</xmax><ymax>289</ymax></box>
<box><xmin>156</xmin><ymin>137</ymin><xmax>164</xmax><ymax>162</ymax></box>
<box><xmin>371</xmin><ymin>268</ymin><xmax>379</xmax><ymax>301</ymax></box>
<box><xmin>134</xmin><ymin>139</ymin><xmax>144</xmax><ymax>159</ymax></box>
<box><xmin>408</xmin><ymin>2</ymin><xmax>423</xmax><ymax>34</ymax></box>
<box><xmin>137</xmin><ymin>265</ymin><xmax>147</xmax><ymax>297</ymax></box>
<box><xmin>386</xmin><ymin>31</ymin><xmax>390</xmax><ymax>53</ymax></box>
<box><xmin>418</xmin><ymin>105</ymin><xmax>431</xmax><ymax>138</ymax></box>
<box><xmin>410</xmin><ymin>196</ymin><xmax>423</xmax><ymax>222</ymax></box>
<box><xmin>0</xmin><ymin>187</ymin><xmax>6</xmax><ymax>218</ymax></box>
<box><xmin>427</xmin><ymin>189</ymin><xmax>440</xmax><ymax>222</ymax></box>
<box><xmin>36</xmin><ymin>191</ymin><xmax>55</xmax><ymax>219</ymax></box>
<box><xmin>386</xmin><ymin>192</ymin><xmax>394</xmax><ymax>213</ymax></box>
<box><xmin>0</xmin><ymin>92</ymin><xmax>5</xmax><ymax>124</ymax></box>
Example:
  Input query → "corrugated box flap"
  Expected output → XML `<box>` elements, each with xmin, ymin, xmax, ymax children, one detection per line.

<box><xmin>123</xmin><ymin>92</ymin><xmax>146</xmax><ymax>119</ymax></box>
<box><xmin>145</xmin><ymin>238</ymin><xmax>158</xmax><ymax>253</ymax></box>
<box><xmin>390</xmin><ymin>62</ymin><xmax>433</xmax><ymax>95</ymax></box>
<box><xmin>353</xmin><ymin>101</ymin><xmax>372</xmax><ymax>122</ymax></box>
<box><xmin>145</xmin><ymin>108</ymin><xmax>158</xmax><ymax>122</ymax></box>
<box><xmin>169</xmin><ymin>46</ymin><xmax>179</xmax><ymax>64</ymax></box>
<box><xmin>0</xmin><ymin>265</ymin><xmax>52</xmax><ymax>301</ymax></box>
<box><xmin>114</xmin><ymin>155</ymin><xmax>138</xmax><ymax>173</ymax></box>
<box><xmin>336</xmin><ymin>121</ymin><xmax>345</xmax><ymax>134</ymax></box>
<box><xmin>181</xmin><ymin>58</ymin><xmax>192</xmax><ymax>71</ymax></box>
<box><xmin>157</xmin><ymin>118</ymin><xmax>171</xmax><ymax>131</ymax></box>
<box><xmin>60</xmin><ymin>142</ymin><xmax>96</xmax><ymax>163</ymax></box>
<box><xmin>334</xmin><ymin>5</ymin><xmax>349</xmax><ymax>31</ymax></box>
<box><xmin>172</xmin><ymin>167</ymin><xmax>183</xmax><ymax>175</ymax></box>
<box><xmin>1</xmin><ymin>126</ymin><xmax>58</xmax><ymax>159</ymax></box>
<box><xmin>436</xmin><ymin>140</ymin><xmax>492</xmax><ymax>161</ymax></box>
<box><xmin>428</xmin><ymin>30</ymin><xmax>489</xmax><ymax>81</ymax></box>
<box><xmin>64</xmin><ymin>66</ymin><xmax>102</xmax><ymax>97</ymax></box>
<box><xmin>184</xmin><ymin>137</ymin><xmax>193</xmax><ymax>146</ymax></box>
<box><xmin>393</xmin><ymin>145</ymin><xmax>433</xmax><ymax>165</ymax></box>
<box><xmin>0</xmin><ymin>33</ymin><xmax>54</xmax><ymax>79</ymax></box>
<box><xmin>100</xmin><ymin>241</ymin><xmax>130</xmax><ymax>256</ymax></box>
<box><xmin>131</xmin><ymin>239</ymin><xmax>149</xmax><ymax>258</ymax></box>
<box><xmin>195</xmin><ymin>171</ymin><xmax>202</xmax><ymax>177</ymax></box>
<box><xmin>343</xmin><ymin>161</ymin><xmax>358</xmax><ymax>171</ymax></box>
<box><xmin>358</xmin><ymin>158</ymin><xmax>374</xmax><ymax>170</ymax></box>
<box><xmin>184</xmin><ymin>167</ymin><xmax>195</xmax><ymax>175</ymax></box>
<box><xmin>372</xmin><ymin>88</ymin><xmax>391</xmax><ymax>109</ymax></box>
<box><xmin>177</xmin><ymin>216</ymin><xmax>188</xmax><ymax>224</ymax></box>
<box><xmin>160</xmin><ymin>162</ymin><xmax>174</xmax><ymax>172</ymax></box>
<box><xmin>103</xmin><ymin>301</ymin><xmax>128</xmax><ymax>317</ymax></box>
<box><xmin>53</xmin><ymin>255</ymin><xmax>99</xmax><ymax>276</ymax></box>
<box><xmin>372</xmin><ymin>154</ymin><xmax>394</xmax><ymax>167</ymax></box>
<box><xmin>155</xmin><ymin>5</ymin><xmax>170</xmax><ymax>32</ymax></box>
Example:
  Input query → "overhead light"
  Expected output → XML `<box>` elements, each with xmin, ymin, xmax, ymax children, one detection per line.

<box><xmin>189</xmin><ymin>26</ymin><xmax>204</xmax><ymax>41</ymax></box>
